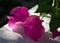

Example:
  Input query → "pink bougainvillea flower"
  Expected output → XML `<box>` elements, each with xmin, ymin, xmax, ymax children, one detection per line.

<box><xmin>7</xmin><ymin>6</ymin><xmax>45</xmax><ymax>41</ymax></box>
<box><xmin>23</xmin><ymin>15</ymin><xmax>45</xmax><ymax>41</ymax></box>
<box><xmin>52</xmin><ymin>30</ymin><xmax>60</xmax><ymax>38</ymax></box>
<box><xmin>7</xmin><ymin>6</ymin><xmax>29</xmax><ymax>27</ymax></box>
<box><xmin>10</xmin><ymin>6</ymin><xmax>29</xmax><ymax>19</ymax></box>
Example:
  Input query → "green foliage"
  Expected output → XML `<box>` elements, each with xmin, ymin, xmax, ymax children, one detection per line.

<box><xmin>36</xmin><ymin>0</ymin><xmax>53</xmax><ymax>14</ymax></box>
<box><xmin>50</xmin><ymin>17</ymin><xmax>60</xmax><ymax>32</ymax></box>
<box><xmin>36</xmin><ymin>0</ymin><xmax>60</xmax><ymax>32</ymax></box>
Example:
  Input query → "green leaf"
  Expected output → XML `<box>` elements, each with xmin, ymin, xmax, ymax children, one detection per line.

<box><xmin>51</xmin><ymin>8</ymin><xmax>60</xmax><ymax>18</ymax></box>
<box><xmin>56</xmin><ymin>9</ymin><xmax>60</xmax><ymax>18</ymax></box>
<box><xmin>40</xmin><ymin>13</ymin><xmax>46</xmax><ymax>16</ymax></box>
<box><xmin>54</xmin><ymin>0</ymin><xmax>60</xmax><ymax>9</ymax></box>
<box><xmin>58</xmin><ymin>1</ymin><xmax>60</xmax><ymax>8</ymax></box>
<box><xmin>38</xmin><ymin>0</ymin><xmax>53</xmax><ymax>5</ymax></box>
<box><xmin>50</xmin><ymin>6</ymin><xmax>60</xmax><ymax>32</ymax></box>
<box><xmin>35</xmin><ymin>0</ymin><xmax>53</xmax><ymax>14</ymax></box>
<box><xmin>49</xmin><ymin>17</ymin><xmax>60</xmax><ymax>32</ymax></box>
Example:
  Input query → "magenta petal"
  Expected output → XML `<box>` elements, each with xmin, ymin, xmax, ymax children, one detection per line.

<box><xmin>23</xmin><ymin>15</ymin><xmax>43</xmax><ymax>25</ymax></box>
<box><xmin>23</xmin><ymin>15</ymin><xmax>45</xmax><ymax>41</ymax></box>
<box><xmin>7</xmin><ymin>16</ymin><xmax>24</xmax><ymax>34</ymax></box>
<box><xmin>7</xmin><ymin>16</ymin><xmax>22</xmax><ymax>27</ymax></box>
<box><xmin>52</xmin><ymin>30</ymin><xmax>60</xmax><ymax>38</ymax></box>
<box><xmin>12</xmin><ymin>22</ymin><xmax>24</xmax><ymax>34</ymax></box>
<box><xmin>10</xmin><ymin>6</ymin><xmax>29</xmax><ymax>19</ymax></box>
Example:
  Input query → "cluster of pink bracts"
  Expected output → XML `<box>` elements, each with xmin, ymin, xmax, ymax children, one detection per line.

<box><xmin>52</xmin><ymin>30</ymin><xmax>60</xmax><ymax>38</ymax></box>
<box><xmin>7</xmin><ymin>6</ymin><xmax>45</xmax><ymax>41</ymax></box>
